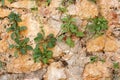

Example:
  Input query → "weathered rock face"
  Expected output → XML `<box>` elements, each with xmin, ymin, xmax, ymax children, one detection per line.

<box><xmin>44</xmin><ymin>62</ymin><xmax>67</xmax><ymax>80</ymax></box>
<box><xmin>86</xmin><ymin>35</ymin><xmax>118</xmax><ymax>52</ymax></box>
<box><xmin>86</xmin><ymin>35</ymin><xmax>105</xmax><ymax>52</ymax></box>
<box><xmin>83</xmin><ymin>61</ymin><xmax>112</xmax><ymax>80</ymax></box>
<box><xmin>6</xmin><ymin>55</ymin><xmax>42</xmax><ymax>73</ymax></box>
<box><xmin>0</xmin><ymin>0</ymin><xmax>120</xmax><ymax>80</ymax></box>
<box><xmin>77</xmin><ymin>0</ymin><xmax>98</xmax><ymax>19</ymax></box>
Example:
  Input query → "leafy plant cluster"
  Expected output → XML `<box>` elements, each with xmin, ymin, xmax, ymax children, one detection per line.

<box><xmin>86</xmin><ymin>17</ymin><xmax>108</xmax><ymax>37</ymax></box>
<box><xmin>7</xmin><ymin>12</ymin><xmax>56</xmax><ymax>64</ymax></box>
<box><xmin>58</xmin><ymin>15</ymin><xmax>84</xmax><ymax>47</ymax></box>
<box><xmin>33</xmin><ymin>32</ymin><xmax>56</xmax><ymax>64</ymax></box>
<box><xmin>90</xmin><ymin>56</ymin><xmax>105</xmax><ymax>63</ymax></box>
<box><xmin>7</xmin><ymin>12</ymin><xmax>33</xmax><ymax>55</ymax></box>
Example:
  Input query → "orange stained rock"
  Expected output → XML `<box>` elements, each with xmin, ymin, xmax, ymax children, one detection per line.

<box><xmin>6</xmin><ymin>54</ymin><xmax>42</xmax><ymax>73</ymax></box>
<box><xmin>86</xmin><ymin>35</ymin><xmax>105</xmax><ymax>52</ymax></box>
<box><xmin>83</xmin><ymin>61</ymin><xmax>112</xmax><ymax>80</ymax></box>
<box><xmin>104</xmin><ymin>36</ymin><xmax>118</xmax><ymax>52</ymax></box>
<box><xmin>86</xmin><ymin>35</ymin><xmax>118</xmax><ymax>52</ymax></box>
<box><xmin>0</xmin><ymin>8</ymin><xmax>11</xmax><ymax>17</ymax></box>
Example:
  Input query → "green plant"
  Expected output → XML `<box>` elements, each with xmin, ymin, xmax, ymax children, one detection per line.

<box><xmin>0</xmin><ymin>0</ymin><xmax>15</xmax><ymax>5</ymax></box>
<box><xmin>58</xmin><ymin>15</ymin><xmax>84</xmax><ymax>47</ymax></box>
<box><xmin>0</xmin><ymin>61</ymin><xmax>2</xmax><ymax>69</ymax></box>
<box><xmin>57</xmin><ymin>6</ymin><xmax>67</xmax><ymax>13</ymax></box>
<box><xmin>113</xmin><ymin>62</ymin><xmax>119</xmax><ymax>69</ymax></box>
<box><xmin>88</xmin><ymin>0</ymin><xmax>96</xmax><ymax>3</ymax></box>
<box><xmin>90</xmin><ymin>56</ymin><xmax>98</xmax><ymax>63</ymax></box>
<box><xmin>86</xmin><ymin>17</ymin><xmax>108</xmax><ymax>37</ymax></box>
<box><xmin>100</xmin><ymin>58</ymin><xmax>105</xmax><ymax>63</ymax></box>
<box><xmin>46</xmin><ymin>0</ymin><xmax>51</xmax><ymax>6</ymax></box>
<box><xmin>7</xmin><ymin>12</ymin><xmax>32</xmax><ymax>55</ymax></box>
<box><xmin>8</xmin><ymin>0</ymin><xmax>15</xmax><ymax>3</ymax></box>
<box><xmin>31</xmin><ymin>7</ymin><xmax>38</xmax><ymax>11</ymax></box>
<box><xmin>0</xmin><ymin>0</ymin><xmax>5</xmax><ymax>5</ymax></box>
<box><xmin>61</xmin><ymin>0</ymin><xmax>76</xmax><ymax>6</ymax></box>
<box><xmin>33</xmin><ymin>32</ymin><xmax>56</xmax><ymax>64</ymax></box>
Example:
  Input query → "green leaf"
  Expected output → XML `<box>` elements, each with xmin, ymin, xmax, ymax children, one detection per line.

<box><xmin>20</xmin><ymin>48</ymin><xmax>27</xmax><ymax>54</ymax></box>
<box><xmin>6</xmin><ymin>27</ymin><xmax>12</xmax><ymax>32</ymax></box>
<box><xmin>8</xmin><ymin>0</ymin><xmax>15</xmax><ymax>3</ymax></box>
<box><xmin>14</xmin><ymin>38</ymin><xmax>20</xmax><ymax>44</ymax></box>
<box><xmin>21</xmin><ymin>38</ymin><xmax>30</xmax><ymax>45</ymax></box>
<box><xmin>43</xmin><ymin>43</ymin><xmax>47</xmax><ymax>51</ymax></box>
<box><xmin>61</xmin><ymin>0</ymin><xmax>75</xmax><ymax>6</ymax></box>
<box><xmin>8</xmin><ymin>12</ymin><xmax>22</xmax><ymax>22</ymax></box>
<box><xmin>47</xmin><ymin>34</ymin><xmax>56</xmax><ymax>48</ymax></box>
<box><xmin>42</xmin><ymin>58</ymin><xmax>48</xmax><ymax>64</ymax></box>
<box><xmin>70</xmin><ymin>24</ymin><xmax>78</xmax><ymax>33</ymax></box>
<box><xmin>88</xmin><ymin>0</ymin><xmax>96</xmax><ymax>3</ymax></box>
<box><xmin>61</xmin><ymin>17</ymin><xmax>69</xmax><ymax>22</ymax></box>
<box><xmin>6</xmin><ymin>23</ymin><xmax>17</xmax><ymax>32</ymax></box>
<box><xmin>0</xmin><ymin>61</ymin><xmax>3</xmax><ymax>69</ymax></box>
<box><xmin>26</xmin><ymin>45</ymin><xmax>33</xmax><ymax>50</ymax></box>
<box><xmin>1</xmin><ymin>0</ymin><xmax>5</xmax><ymax>6</ymax></box>
<box><xmin>14</xmin><ymin>50</ymin><xmax>19</xmax><ymax>58</ymax></box>
<box><xmin>61</xmin><ymin>15</ymin><xmax>75</xmax><ymax>23</ymax></box>
<box><xmin>100</xmin><ymin>59</ymin><xmax>105</xmax><ymax>63</ymax></box>
<box><xmin>33</xmin><ymin>52</ymin><xmax>41</xmax><ymax>59</ymax></box>
<box><xmin>57</xmin><ymin>7</ymin><xmax>67</xmax><ymax>13</ymax></box>
<box><xmin>34</xmin><ymin>33</ymin><xmax>43</xmax><ymax>43</ymax></box>
<box><xmin>31</xmin><ymin>7</ymin><xmax>38</xmax><ymax>11</ymax></box>
<box><xmin>90</xmin><ymin>56</ymin><xmax>98</xmax><ymax>63</ymax></box>
<box><xmin>47</xmin><ymin>38</ymin><xmax>56</xmax><ymax>48</ymax></box>
<box><xmin>46</xmin><ymin>50</ymin><xmax>53</xmax><ymax>59</ymax></box>
<box><xmin>33</xmin><ymin>52</ymin><xmax>41</xmax><ymax>62</ymax></box>
<box><xmin>33</xmin><ymin>47</ymin><xmax>42</xmax><ymax>62</ymax></box>
<box><xmin>61</xmin><ymin>23</ymin><xmax>69</xmax><ymax>33</ymax></box>
<box><xmin>9</xmin><ymin>44</ymin><xmax>15</xmax><ymax>49</ymax></box>
<box><xmin>11</xmin><ymin>32</ymin><xmax>16</xmax><ymax>40</ymax></box>
<box><xmin>46</xmin><ymin>0</ymin><xmax>51</xmax><ymax>6</ymax></box>
<box><xmin>47</xmin><ymin>34</ymin><xmax>54</xmax><ymax>37</ymax></box>
<box><xmin>47</xmin><ymin>42</ymin><xmax>54</xmax><ymax>48</ymax></box>
<box><xmin>76</xmin><ymin>31</ymin><xmax>84</xmax><ymax>37</ymax></box>
<box><xmin>113</xmin><ymin>62</ymin><xmax>119</xmax><ymax>69</ymax></box>
<box><xmin>19</xmin><ymin>26</ymin><xmax>27</xmax><ymax>31</ymax></box>
<box><xmin>58</xmin><ymin>35</ymin><xmax>65</xmax><ymax>41</ymax></box>
<box><xmin>34</xmin><ymin>45</ymin><xmax>42</xmax><ymax>55</ymax></box>
<box><xmin>66</xmin><ymin>37</ymin><xmax>74</xmax><ymax>47</ymax></box>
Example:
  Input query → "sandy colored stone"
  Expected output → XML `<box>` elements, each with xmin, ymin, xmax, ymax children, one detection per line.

<box><xmin>44</xmin><ymin>62</ymin><xmax>66</xmax><ymax>80</ymax></box>
<box><xmin>86</xmin><ymin>35</ymin><xmax>105</xmax><ymax>52</ymax></box>
<box><xmin>0</xmin><ymin>0</ymin><xmax>36</xmax><ymax>9</ymax></box>
<box><xmin>6</xmin><ymin>54</ymin><xmax>42</xmax><ymax>73</ymax></box>
<box><xmin>0</xmin><ymin>8</ymin><xmax>11</xmax><ymax>17</ymax></box>
<box><xmin>104</xmin><ymin>36</ymin><xmax>118</xmax><ymax>52</ymax></box>
<box><xmin>97</xmin><ymin>0</ymin><xmax>119</xmax><ymax>22</ymax></box>
<box><xmin>77</xmin><ymin>0</ymin><xmax>98</xmax><ymax>19</ymax></box>
<box><xmin>0</xmin><ymin>39</ymin><xmax>8</xmax><ymax>53</ymax></box>
<box><xmin>83</xmin><ymin>61</ymin><xmax>112</xmax><ymax>80</ymax></box>
<box><xmin>87</xmin><ymin>35</ymin><xmax>118</xmax><ymax>52</ymax></box>
<box><xmin>52</xmin><ymin>45</ymin><xmax>63</xmax><ymax>57</ymax></box>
